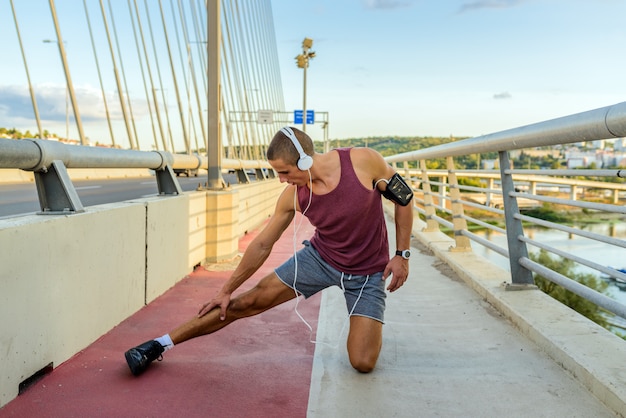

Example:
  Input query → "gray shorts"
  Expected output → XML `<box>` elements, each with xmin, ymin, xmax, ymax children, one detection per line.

<box><xmin>275</xmin><ymin>240</ymin><xmax>386</xmax><ymax>323</ymax></box>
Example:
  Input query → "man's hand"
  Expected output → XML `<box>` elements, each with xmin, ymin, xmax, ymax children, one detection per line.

<box><xmin>198</xmin><ymin>290</ymin><xmax>232</xmax><ymax>320</ymax></box>
<box><xmin>382</xmin><ymin>256</ymin><xmax>409</xmax><ymax>292</ymax></box>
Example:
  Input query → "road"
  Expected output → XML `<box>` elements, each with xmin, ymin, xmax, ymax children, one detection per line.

<box><xmin>0</xmin><ymin>174</ymin><xmax>241</xmax><ymax>219</ymax></box>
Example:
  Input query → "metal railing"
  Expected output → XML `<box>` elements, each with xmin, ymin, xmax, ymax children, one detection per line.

<box><xmin>2</xmin><ymin>102</ymin><xmax>626</xmax><ymax>326</ymax></box>
<box><xmin>0</xmin><ymin>137</ymin><xmax>272</xmax><ymax>214</ymax></box>
<box><xmin>385</xmin><ymin>101</ymin><xmax>626</xmax><ymax>323</ymax></box>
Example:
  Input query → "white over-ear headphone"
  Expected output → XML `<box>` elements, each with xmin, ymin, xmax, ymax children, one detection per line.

<box><xmin>281</xmin><ymin>126</ymin><xmax>313</xmax><ymax>171</ymax></box>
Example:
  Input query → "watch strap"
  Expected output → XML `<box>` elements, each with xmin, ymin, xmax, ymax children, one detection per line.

<box><xmin>395</xmin><ymin>250</ymin><xmax>410</xmax><ymax>259</ymax></box>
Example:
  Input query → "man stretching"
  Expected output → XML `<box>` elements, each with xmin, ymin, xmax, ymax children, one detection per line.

<box><xmin>125</xmin><ymin>126</ymin><xmax>413</xmax><ymax>375</ymax></box>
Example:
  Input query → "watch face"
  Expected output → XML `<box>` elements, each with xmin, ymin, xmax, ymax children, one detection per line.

<box><xmin>403</xmin><ymin>250</ymin><xmax>410</xmax><ymax>259</ymax></box>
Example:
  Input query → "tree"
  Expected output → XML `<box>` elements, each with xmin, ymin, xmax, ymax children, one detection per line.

<box><xmin>531</xmin><ymin>250</ymin><xmax>609</xmax><ymax>329</ymax></box>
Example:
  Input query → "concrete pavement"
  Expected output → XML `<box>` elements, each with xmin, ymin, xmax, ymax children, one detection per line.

<box><xmin>307</xmin><ymin>233</ymin><xmax>615</xmax><ymax>417</ymax></box>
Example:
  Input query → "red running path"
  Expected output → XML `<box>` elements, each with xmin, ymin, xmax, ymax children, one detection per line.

<box><xmin>1</xmin><ymin>216</ymin><xmax>320</xmax><ymax>418</ymax></box>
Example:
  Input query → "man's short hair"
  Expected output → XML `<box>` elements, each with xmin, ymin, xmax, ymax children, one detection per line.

<box><xmin>267</xmin><ymin>127</ymin><xmax>314</xmax><ymax>166</ymax></box>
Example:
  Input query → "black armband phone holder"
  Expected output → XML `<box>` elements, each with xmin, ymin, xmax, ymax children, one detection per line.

<box><xmin>381</xmin><ymin>173</ymin><xmax>413</xmax><ymax>206</ymax></box>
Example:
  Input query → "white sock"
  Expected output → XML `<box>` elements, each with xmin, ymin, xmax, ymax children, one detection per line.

<box><xmin>155</xmin><ymin>334</ymin><xmax>174</xmax><ymax>351</ymax></box>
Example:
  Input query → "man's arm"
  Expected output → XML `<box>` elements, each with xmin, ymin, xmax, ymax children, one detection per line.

<box><xmin>384</xmin><ymin>202</ymin><xmax>413</xmax><ymax>292</ymax></box>
<box><xmin>363</xmin><ymin>148</ymin><xmax>414</xmax><ymax>292</ymax></box>
<box><xmin>198</xmin><ymin>185</ymin><xmax>296</xmax><ymax>318</ymax></box>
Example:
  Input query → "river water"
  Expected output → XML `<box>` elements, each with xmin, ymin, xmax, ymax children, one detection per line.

<box><xmin>468</xmin><ymin>221</ymin><xmax>626</xmax><ymax>305</ymax></box>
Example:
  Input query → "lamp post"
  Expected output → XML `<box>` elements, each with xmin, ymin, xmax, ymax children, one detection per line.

<box><xmin>295</xmin><ymin>38</ymin><xmax>315</xmax><ymax>132</ymax></box>
<box><xmin>43</xmin><ymin>39</ymin><xmax>69</xmax><ymax>142</ymax></box>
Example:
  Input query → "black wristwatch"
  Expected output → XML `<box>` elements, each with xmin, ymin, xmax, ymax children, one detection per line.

<box><xmin>395</xmin><ymin>250</ymin><xmax>411</xmax><ymax>260</ymax></box>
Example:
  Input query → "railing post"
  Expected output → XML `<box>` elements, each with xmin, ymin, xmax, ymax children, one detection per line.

<box><xmin>155</xmin><ymin>165</ymin><xmax>183</xmax><ymax>195</ymax></box>
<box><xmin>486</xmin><ymin>177</ymin><xmax>494</xmax><ymax>207</ymax></box>
<box><xmin>440</xmin><ymin>175</ymin><xmax>447</xmax><ymax>210</ymax></box>
<box><xmin>446</xmin><ymin>156</ymin><xmax>471</xmax><ymax>252</ymax></box>
<box><xmin>498</xmin><ymin>151</ymin><xmax>535</xmax><ymax>287</ymax></box>
<box><xmin>236</xmin><ymin>169</ymin><xmax>251</xmax><ymax>184</ymax></box>
<box><xmin>408</xmin><ymin>164</ymin><xmax>420</xmax><ymax>195</ymax></box>
<box><xmin>402</xmin><ymin>163</ymin><xmax>411</xmax><ymax>186</ymax></box>
<box><xmin>255</xmin><ymin>168</ymin><xmax>266</xmax><ymax>180</ymax></box>
<box><xmin>420</xmin><ymin>160</ymin><xmax>439</xmax><ymax>232</ymax></box>
<box><xmin>34</xmin><ymin>160</ymin><xmax>85</xmax><ymax>214</ymax></box>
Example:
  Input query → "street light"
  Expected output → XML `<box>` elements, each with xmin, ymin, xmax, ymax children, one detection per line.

<box><xmin>295</xmin><ymin>37</ymin><xmax>315</xmax><ymax>132</ymax></box>
<box><xmin>43</xmin><ymin>39</ymin><xmax>69</xmax><ymax>142</ymax></box>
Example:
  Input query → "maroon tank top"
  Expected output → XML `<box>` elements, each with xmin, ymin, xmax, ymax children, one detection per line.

<box><xmin>297</xmin><ymin>148</ymin><xmax>389</xmax><ymax>275</ymax></box>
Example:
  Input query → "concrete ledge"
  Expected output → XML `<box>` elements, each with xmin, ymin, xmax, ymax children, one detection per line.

<box><xmin>0</xmin><ymin>169</ymin><xmax>34</xmax><ymax>183</ymax></box>
<box><xmin>141</xmin><ymin>194</ymin><xmax>198</xmax><ymax>303</ymax></box>
<box><xmin>0</xmin><ymin>181</ymin><xmax>285</xmax><ymax>408</ymax></box>
<box><xmin>0</xmin><ymin>204</ymin><xmax>147</xmax><ymax>406</ymax></box>
<box><xmin>236</xmin><ymin>180</ymin><xmax>286</xmax><ymax>235</ymax></box>
<box><xmin>400</xmin><ymin>210</ymin><xmax>626</xmax><ymax>416</ymax></box>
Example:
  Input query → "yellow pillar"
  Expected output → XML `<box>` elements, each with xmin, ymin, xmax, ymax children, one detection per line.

<box><xmin>447</xmin><ymin>156</ymin><xmax>471</xmax><ymax>252</ymax></box>
<box><xmin>420</xmin><ymin>160</ymin><xmax>439</xmax><ymax>232</ymax></box>
<box><xmin>205</xmin><ymin>189</ymin><xmax>239</xmax><ymax>263</ymax></box>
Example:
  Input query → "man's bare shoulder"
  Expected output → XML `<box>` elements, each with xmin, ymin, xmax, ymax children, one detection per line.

<box><xmin>350</xmin><ymin>147</ymin><xmax>390</xmax><ymax>176</ymax></box>
<box><xmin>349</xmin><ymin>147</ymin><xmax>386</xmax><ymax>163</ymax></box>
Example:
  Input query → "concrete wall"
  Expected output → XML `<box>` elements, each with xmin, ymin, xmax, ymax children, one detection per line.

<box><xmin>143</xmin><ymin>195</ymin><xmax>199</xmax><ymax>303</ymax></box>
<box><xmin>0</xmin><ymin>204</ymin><xmax>147</xmax><ymax>407</ymax></box>
<box><xmin>236</xmin><ymin>180</ymin><xmax>286</xmax><ymax>235</ymax></box>
<box><xmin>0</xmin><ymin>179</ymin><xmax>282</xmax><ymax>407</ymax></box>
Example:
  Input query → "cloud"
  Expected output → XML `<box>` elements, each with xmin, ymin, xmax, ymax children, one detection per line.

<box><xmin>0</xmin><ymin>84</ymin><xmax>148</xmax><ymax>123</ymax></box>
<box><xmin>493</xmin><ymin>91</ymin><xmax>512</xmax><ymax>99</ymax></box>
<box><xmin>458</xmin><ymin>0</ymin><xmax>525</xmax><ymax>13</ymax></box>
<box><xmin>0</xmin><ymin>85</ymin><xmax>35</xmax><ymax>121</ymax></box>
<box><xmin>362</xmin><ymin>0</ymin><xmax>414</xmax><ymax>10</ymax></box>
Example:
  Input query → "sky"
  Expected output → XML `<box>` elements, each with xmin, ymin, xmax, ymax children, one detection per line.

<box><xmin>271</xmin><ymin>0</ymin><xmax>626</xmax><ymax>140</ymax></box>
<box><xmin>1</xmin><ymin>0</ymin><xmax>626</xmax><ymax>148</ymax></box>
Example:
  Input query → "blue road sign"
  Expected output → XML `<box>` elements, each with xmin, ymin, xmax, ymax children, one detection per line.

<box><xmin>294</xmin><ymin>110</ymin><xmax>314</xmax><ymax>124</ymax></box>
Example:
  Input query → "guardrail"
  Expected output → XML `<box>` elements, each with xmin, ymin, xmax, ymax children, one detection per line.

<box><xmin>3</xmin><ymin>103</ymin><xmax>626</xmax><ymax>325</ymax></box>
<box><xmin>385</xmin><ymin>101</ymin><xmax>626</xmax><ymax>325</ymax></box>
<box><xmin>0</xmin><ymin>137</ymin><xmax>273</xmax><ymax>214</ymax></box>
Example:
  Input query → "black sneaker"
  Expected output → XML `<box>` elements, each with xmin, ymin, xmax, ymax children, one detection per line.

<box><xmin>124</xmin><ymin>340</ymin><xmax>165</xmax><ymax>376</ymax></box>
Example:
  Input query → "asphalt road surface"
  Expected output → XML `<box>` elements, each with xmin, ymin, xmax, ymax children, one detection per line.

<box><xmin>0</xmin><ymin>173</ymin><xmax>241</xmax><ymax>219</ymax></box>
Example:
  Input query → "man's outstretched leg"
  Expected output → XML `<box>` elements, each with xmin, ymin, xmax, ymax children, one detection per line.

<box><xmin>124</xmin><ymin>273</ymin><xmax>295</xmax><ymax>376</ymax></box>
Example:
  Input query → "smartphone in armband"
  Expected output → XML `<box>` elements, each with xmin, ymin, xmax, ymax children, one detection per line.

<box><xmin>382</xmin><ymin>173</ymin><xmax>413</xmax><ymax>206</ymax></box>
